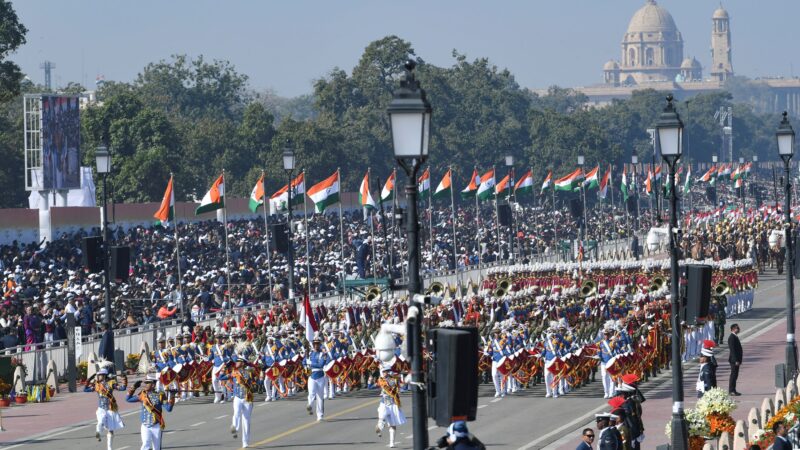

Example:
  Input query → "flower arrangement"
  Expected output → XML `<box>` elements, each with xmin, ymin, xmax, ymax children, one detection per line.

<box><xmin>666</xmin><ymin>408</ymin><xmax>711</xmax><ymax>439</ymax></box>
<box><xmin>751</xmin><ymin>429</ymin><xmax>775</xmax><ymax>449</ymax></box>
<box><xmin>77</xmin><ymin>361</ymin><xmax>88</xmax><ymax>381</ymax></box>
<box><xmin>707</xmin><ymin>412</ymin><xmax>736</xmax><ymax>437</ymax></box>
<box><xmin>696</xmin><ymin>387</ymin><xmax>737</xmax><ymax>416</ymax></box>
<box><xmin>689</xmin><ymin>436</ymin><xmax>706</xmax><ymax>450</ymax></box>
<box><xmin>126</xmin><ymin>353</ymin><xmax>141</xmax><ymax>371</ymax></box>
<box><xmin>0</xmin><ymin>379</ymin><xmax>11</xmax><ymax>399</ymax></box>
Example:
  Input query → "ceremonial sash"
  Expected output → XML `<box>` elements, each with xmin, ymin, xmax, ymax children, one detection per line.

<box><xmin>140</xmin><ymin>392</ymin><xmax>166</xmax><ymax>429</ymax></box>
<box><xmin>233</xmin><ymin>371</ymin><xmax>254</xmax><ymax>402</ymax></box>
<box><xmin>96</xmin><ymin>382</ymin><xmax>118</xmax><ymax>412</ymax></box>
<box><xmin>378</xmin><ymin>377</ymin><xmax>401</xmax><ymax>408</ymax></box>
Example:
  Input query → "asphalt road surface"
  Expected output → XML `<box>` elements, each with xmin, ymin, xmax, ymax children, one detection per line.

<box><xmin>2</xmin><ymin>269</ymin><xmax>793</xmax><ymax>450</ymax></box>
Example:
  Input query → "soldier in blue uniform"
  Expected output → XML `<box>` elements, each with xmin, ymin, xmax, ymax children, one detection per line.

<box><xmin>306</xmin><ymin>335</ymin><xmax>330</xmax><ymax>421</ymax></box>
<box><xmin>126</xmin><ymin>374</ymin><xmax>175</xmax><ymax>450</ymax></box>
<box><xmin>219</xmin><ymin>356</ymin><xmax>260</xmax><ymax>448</ymax></box>
<box><xmin>209</xmin><ymin>332</ymin><xmax>231</xmax><ymax>403</ymax></box>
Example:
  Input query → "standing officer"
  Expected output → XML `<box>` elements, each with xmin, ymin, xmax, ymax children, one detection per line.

<box><xmin>306</xmin><ymin>335</ymin><xmax>330</xmax><ymax>421</ymax></box>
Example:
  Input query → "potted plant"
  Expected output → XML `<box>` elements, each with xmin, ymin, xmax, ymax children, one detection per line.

<box><xmin>126</xmin><ymin>353</ymin><xmax>141</xmax><ymax>374</ymax></box>
<box><xmin>14</xmin><ymin>389</ymin><xmax>27</xmax><ymax>404</ymax></box>
<box><xmin>0</xmin><ymin>379</ymin><xmax>11</xmax><ymax>407</ymax></box>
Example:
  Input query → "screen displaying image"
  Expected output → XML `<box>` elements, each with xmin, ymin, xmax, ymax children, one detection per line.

<box><xmin>41</xmin><ymin>95</ymin><xmax>81</xmax><ymax>190</ymax></box>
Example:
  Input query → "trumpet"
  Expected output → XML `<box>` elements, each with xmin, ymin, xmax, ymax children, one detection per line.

<box><xmin>494</xmin><ymin>278</ymin><xmax>512</xmax><ymax>298</ymax></box>
<box><xmin>714</xmin><ymin>280</ymin><xmax>730</xmax><ymax>297</ymax></box>
<box><xmin>649</xmin><ymin>276</ymin><xmax>666</xmax><ymax>293</ymax></box>
<box><xmin>426</xmin><ymin>281</ymin><xmax>445</xmax><ymax>296</ymax></box>
<box><xmin>365</xmin><ymin>285</ymin><xmax>382</xmax><ymax>301</ymax></box>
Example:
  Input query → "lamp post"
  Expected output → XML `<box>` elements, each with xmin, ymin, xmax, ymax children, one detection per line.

<box><xmin>632</xmin><ymin>155</ymin><xmax>640</xmax><ymax>231</ymax></box>
<box><xmin>739</xmin><ymin>156</ymin><xmax>746</xmax><ymax>209</ymax></box>
<box><xmin>656</xmin><ymin>94</ymin><xmax>688</xmax><ymax>450</ymax></box>
<box><xmin>95</xmin><ymin>146</ymin><xmax>114</xmax><ymax>352</ymax></box>
<box><xmin>387</xmin><ymin>59</ymin><xmax>431</xmax><ymax>450</ymax></box>
<box><xmin>282</xmin><ymin>140</ymin><xmax>297</xmax><ymax>308</ymax></box>
<box><xmin>777</xmin><ymin>111</ymin><xmax>798</xmax><ymax>375</ymax></box>
<box><xmin>712</xmin><ymin>154</ymin><xmax>719</xmax><ymax>205</ymax></box>
<box><xmin>505</xmin><ymin>155</ymin><xmax>515</xmax><ymax>261</ymax></box>
<box><xmin>753</xmin><ymin>155</ymin><xmax>759</xmax><ymax>208</ymax></box>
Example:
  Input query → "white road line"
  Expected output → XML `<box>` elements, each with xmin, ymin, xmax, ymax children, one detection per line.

<box><xmin>491</xmin><ymin>398</ymin><xmax>502</xmax><ymax>403</ymax></box>
<box><xmin>427</xmin><ymin>425</ymin><xmax>437</xmax><ymax>430</ymax></box>
<box><xmin>116</xmin><ymin>446</ymin><xmax>131</xmax><ymax>450</ymax></box>
<box><xmin>215</xmin><ymin>414</ymin><xmax>228</xmax><ymax>419</ymax></box>
<box><xmin>477</xmin><ymin>404</ymin><xmax>488</xmax><ymax>409</ymax></box>
<box><xmin>190</xmin><ymin>421</ymin><xmax>206</xmax><ymax>427</ymax></box>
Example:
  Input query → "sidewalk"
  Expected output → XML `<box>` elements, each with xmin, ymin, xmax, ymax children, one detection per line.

<box><xmin>0</xmin><ymin>379</ymin><xmax>142</xmax><ymax>444</ymax></box>
<box><xmin>554</xmin><ymin>309</ymin><xmax>799</xmax><ymax>450</ymax></box>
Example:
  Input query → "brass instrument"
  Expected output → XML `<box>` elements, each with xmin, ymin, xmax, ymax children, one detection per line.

<box><xmin>426</xmin><ymin>281</ymin><xmax>445</xmax><ymax>296</ymax></box>
<box><xmin>579</xmin><ymin>280</ymin><xmax>597</xmax><ymax>298</ymax></box>
<box><xmin>649</xmin><ymin>276</ymin><xmax>666</xmax><ymax>293</ymax></box>
<box><xmin>714</xmin><ymin>280</ymin><xmax>730</xmax><ymax>297</ymax></box>
<box><xmin>493</xmin><ymin>278</ymin><xmax>512</xmax><ymax>298</ymax></box>
<box><xmin>365</xmin><ymin>285</ymin><xmax>382</xmax><ymax>301</ymax></box>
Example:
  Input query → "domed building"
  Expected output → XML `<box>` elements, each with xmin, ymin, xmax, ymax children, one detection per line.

<box><xmin>604</xmin><ymin>0</ymin><xmax>685</xmax><ymax>85</ymax></box>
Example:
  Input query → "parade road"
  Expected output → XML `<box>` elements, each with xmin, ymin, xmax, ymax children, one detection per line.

<box><xmin>1</xmin><ymin>269</ymin><xmax>794</xmax><ymax>450</ymax></box>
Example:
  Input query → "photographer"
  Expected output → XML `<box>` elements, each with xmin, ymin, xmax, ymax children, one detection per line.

<box><xmin>435</xmin><ymin>421</ymin><xmax>485</xmax><ymax>450</ymax></box>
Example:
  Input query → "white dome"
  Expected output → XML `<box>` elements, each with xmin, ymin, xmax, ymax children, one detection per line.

<box><xmin>712</xmin><ymin>7</ymin><xmax>729</xmax><ymax>19</ymax></box>
<box><xmin>626</xmin><ymin>0</ymin><xmax>679</xmax><ymax>34</ymax></box>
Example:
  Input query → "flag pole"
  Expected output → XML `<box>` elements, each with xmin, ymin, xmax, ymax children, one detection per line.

<box><xmin>337</xmin><ymin>168</ymin><xmax>346</xmax><ymax>297</ymax></box>
<box><xmin>221</xmin><ymin>169</ymin><xmax>232</xmax><ymax>298</ymax></box>
<box><xmin>493</xmin><ymin>165</ymin><xmax>501</xmax><ymax>263</ymax></box>
<box><xmin>428</xmin><ymin>169</ymin><xmax>433</xmax><ymax>271</ymax></box>
<box><xmin>449</xmin><ymin>166</ymin><xmax>459</xmax><ymax>284</ymax></box>
<box><xmin>551</xmin><ymin>175</ymin><xmax>557</xmax><ymax>262</ymax></box>
<box><xmin>261</xmin><ymin>170</ymin><xmax>274</xmax><ymax>304</ymax></box>
<box><xmin>302</xmin><ymin>170</ymin><xmax>311</xmax><ymax>296</ymax></box>
<box><xmin>171</xmin><ymin>173</ymin><xmax>184</xmax><ymax>318</ymax></box>
<box><xmin>474</xmin><ymin>166</ymin><xmax>481</xmax><ymax>271</ymax></box>
<box><xmin>377</xmin><ymin>174</ymin><xmax>391</xmax><ymax>282</ymax></box>
<box><xmin>368</xmin><ymin>168</ymin><xmax>377</xmax><ymax>284</ymax></box>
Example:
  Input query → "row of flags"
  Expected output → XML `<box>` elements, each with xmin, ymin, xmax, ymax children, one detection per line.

<box><xmin>153</xmin><ymin>161</ymin><xmax>758</xmax><ymax>225</ymax></box>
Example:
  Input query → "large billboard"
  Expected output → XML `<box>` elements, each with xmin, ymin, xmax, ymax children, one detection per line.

<box><xmin>41</xmin><ymin>95</ymin><xmax>81</xmax><ymax>190</ymax></box>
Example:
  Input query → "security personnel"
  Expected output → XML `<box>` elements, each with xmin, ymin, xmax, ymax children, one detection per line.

<box><xmin>126</xmin><ymin>374</ymin><xmax>175</xmax><ymax>450</ymax></box>
<box><xmin>306</xmin><ymin>335</ymin><xmax>330</xmax><ymax>421</ymax></box>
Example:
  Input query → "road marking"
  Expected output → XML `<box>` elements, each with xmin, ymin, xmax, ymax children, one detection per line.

<box><xmin>477</xmin><ymin>404</ymin><xmax>488</xmax><ymax>409</ymax></box>
<box><xmin>242</xmin><ymin>398</ymin><xmax>379</xmax><ymax>449</ymax></box>
<box><xmin>215</xmin><ymin>414</ymin><xmax>228</xmax><ymax>419</ymax></box>
<box><xmin>428</xmin><ymin>425</ymin><xmax>437</xmax><ymax>430</ymax></box>
<box><xmin>491</xmin><ymin>398</ymin><xmax>502</xmax><ymax>403</ymax></box>
<box><xmin>521</xmin><ymin>279</ymin><xmax>792</xmax><ymax>450</ymax></box>
<box><xmin>190</xmin><ymin>421</ymin><xmax>206</xmax><ymax>427</ymax></box>
<box><xmin>116</xmin><ymin>446</ymin><xmax>130</xmax><ymax>450</ymax></box>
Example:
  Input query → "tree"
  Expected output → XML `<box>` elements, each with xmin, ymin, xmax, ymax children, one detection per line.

<box><xmin>0</xmin><ymin>0</ymin><xmax>26</xmax><ymax>102</ymax></box>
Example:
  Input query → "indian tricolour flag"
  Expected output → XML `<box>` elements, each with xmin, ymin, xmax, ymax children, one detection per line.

<box><xmin>381</xmin><ymin>170</ymin><xmax>395</xmax><ymax>203</ymax></box>
<box><xmin>307</xmin><ymin>170</ymin><xmax>340</xmax><ymax>213</ymax></box>
<box><xmin>598</xmin><ymin>166</ymin><xmax>611</xmax><ymax>199</ymax></box>
<box><xmin>359</xmin><ymin>170</ymin><xmax>376</xmax><ymax>210</ymax></box>
<box><xmin>540</xmin><ymin>170</ymin><xmax>552</xmax><ymax>193</ymax></box>
<box><xmin>433</xmin><ymin>168</ymin><xmax>452</xmax><ymax>200</ymax></box>
<box><xmin>418</xmin><ymin>167</ymin><xmax>431</xmax><ymax>200</ymax></box>
<box><xmin>554</xmin><ymin>168</ymin><xmax>583</xmax><ymax>192</ymax></box>
<box><xmin>514</xmin><ymin>169</ymin><xmax>533</xmax><ymax>196</ymax></box>
<box><xmin>700</xmin><ymin>165</ymin><xmax>717</xmax><ymax>185</ymax></box>
<box><xmin>461</xmin><ymin>168</ymin><xmax>480</xmax><ymax>200</ymax></box>
<box><xmin>270</xmin><ymin>172</ymin><xmax>305</xmax><ymax>214</ymax></box>
<box><xmin>477</xmin><ymin>168</ymin><xmax>496</xmax><ymax>201</ymax></box>
<box><xmin>731</xmin><ymin>164</ymin><xmax>743</xmax><ymax>181</ymax></box>
<box><xmin>495</xmin><ymin>173</ymin><xmax>511</xmax><ymax>199</ymax></box>
<box><xmin>195</xmin><ymin>173</ymin><xmax>224</xmax><ymax>215</ymax></box>
<box><xmin>683</xmin><ymin>165</ymin><xmax>692</xmax><ymax>194</ymax></box>
<box><xmin>583</xmin><ymin>166</ymin><xmax>600</xmax><ymax>190</ymax></box>
<box><xmin>248</xmin><ymin>172</ymin><xmax>266</xmax><ymax>213</ymax></box>
<box><xmin>645</xmin><ymin>169</ymin><xmax>653</xmax><ymax>196</ymax></box>
<box><xmin>154</xmin><ymin>175</ymin><xmax>175</xmax><ymax>226</ymax></box>
<box><xmin>621</xmin><ymin>167</ymin><xmax>630</xmax><ymax>201</ymax></box>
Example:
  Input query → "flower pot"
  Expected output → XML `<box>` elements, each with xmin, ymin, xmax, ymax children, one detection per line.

<box><xmin>15</xmin><ymin>394</ymin><xmax>27</xmax><ymax>404</ymax></box>
<box><xmin>0</xmin><ymin>397</ymin><xmax>10</xmax><ymax>407</ymax></box>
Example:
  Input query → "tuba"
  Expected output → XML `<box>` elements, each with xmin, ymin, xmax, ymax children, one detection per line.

<box><xmin>579</xmin><ymin>280</ymin><xmax>597</xmax><ymax>298</ymax></box>
<box><xmin>494</xmin><ymin>278</ymin><xmax>512</xmax><ymax>298</ymax></box>
<box><xmin>426</xmin><ymin>282</ymin><xmax>445</xmax><ymax>297</ymax></box>
<box><xmin>714</xmin><ymin>280</ymin><xmax>730</xmax><ymax>297</ymax></box>
<box><xmin>365</xmin><ymin>285</ymin><xmax>382</xmax><ymax>301</ymax></box>
<box><xmin>649</xmin><ymin>276</ymin><xmax>666</xmax><ymax>293</ymax></box>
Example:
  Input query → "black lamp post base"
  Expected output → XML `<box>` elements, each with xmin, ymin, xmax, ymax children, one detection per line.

<box><xmin>786</xmin><ymin>342</ymin><xmax>798</xmax><ymax>376</ymax></box>
<box><xmin>670</xmin><ymin>415</ymin><xmax>689</xmax><ymax>450</ymax></box>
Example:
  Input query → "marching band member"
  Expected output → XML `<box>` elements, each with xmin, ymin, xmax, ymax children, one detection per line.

<box><xmin>84</xmin><ymin>361</ymin><xmax>126</xmax><ymax>450</ymax></box>
<box><xmin>219</xmin><ymin>355</ymin><xmax>260</xmax><ymax>448</ymax></box>
<box><xmin>126</xmin><ymin>374</ymin><xmax>175</xmax><ymax>450</ymax></box>
<box><xmin>543</xmin><ymin>322</ymin><xmax>561</xmax><ymax>398</ymax></box>
<box><xmin>306</xmin><ymin>334</ymin><xmax>330</xmax><ymax>421</ymax></box>
<box><xmin>375</xmin><ymin>363</ymin><xmax>406</xmax><ymax>448</ymax></box>
<box><xmin>599</xmin><ymin>321</ymin><xmax>617</xmax><ymax>399</ymax></box>
<box><xmin>488</xmin><ymin>325</ymin><xmax>507</xmax><ymax>398</ymax></box>
<box><xmin>210</xmin><ymin>331</ymin><xmax>232</xmax><ymax>403</ymax></box>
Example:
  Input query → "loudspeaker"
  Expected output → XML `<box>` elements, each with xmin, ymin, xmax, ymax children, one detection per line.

<box><xmin>498</xmin><ymin>204</ymin><xmax>512</xmax><ymax>226</ymax></box>
<box><xmin>685</xmin><ymin>264</ymin><xmax>712</xmax><ymax>324</ymax></box>
<box><xmin>427</xmin><ymin>327</ymin><xmax>478</xmax><ymax>426</ymax></box>
<box><xmin>271</xmin><ymin>223</ymin><xmax>289</xmax><ymax>253</ymax></box>
<box><xmin>81</xmin><ymin>236</ymin><xmax>103</xmax><ymax>273</ymax></box>
<box><xmin>705</xmin><ymin>185</ymin><xmax>716</xmax><ymax>204</ymax></box>
<box><xmin>569</xmin><ymin>198</ymin><xmax>583</xmax><ymax>219</ymax></box>
<box><xmin>110</xmin><ymin>246</ymin><xmax>130</xmax><ymax>282</ymax></box>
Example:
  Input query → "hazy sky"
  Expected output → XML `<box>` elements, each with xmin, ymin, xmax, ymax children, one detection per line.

<box><xmin>11</xmin><ymin>1</ymin><xmax>800</xmax><ymax>98</ymax></box>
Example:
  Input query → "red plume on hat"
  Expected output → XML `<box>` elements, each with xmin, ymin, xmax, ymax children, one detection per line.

<box><xmin>608</xmin><ymin>396</ymin><xmax>626</xmax><ymax>410</ymax></box>
<box><xmin>621</xmin><ymin>373</ymin><xmax>640</xmax><ymax>385</ymax></box>
<box><xmin>703</xmin><ymin>340</ymin><xmax>716</xmax><ymax>349</ymax></box>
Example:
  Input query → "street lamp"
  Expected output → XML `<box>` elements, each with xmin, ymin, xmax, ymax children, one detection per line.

<box><xmin>505</xmin><ymin>155</ymin><xmax>515</xmax><ymax>261</ymax></box>
<box><xmin>388</xmin><ymin>59</ymin><xmax>431</xmax><ymax>450</ymax></box>
<box><xmin>282</xmin><ymin>140</ymin><xmax>297</xmax><ymax>308</ymax></box>
<box><xmin>777</xmin><ymin>111</ymin><xmax>798</xmax><ymax>375</ymax></box>
<box><xmin>577</xmin><ymin>155</ymin><xmax>586</xmax><ymax>253</ymax></box>
<box><xmin>656</xmin><ymin>94</ymin><xmax>688</xmax><ymax>450</ymax></box>
<box><xmin>95</xmin><ymin>146</ymin><xmax>114</xmax><ymax>360</ymax></box>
